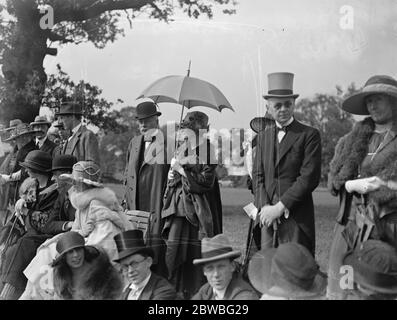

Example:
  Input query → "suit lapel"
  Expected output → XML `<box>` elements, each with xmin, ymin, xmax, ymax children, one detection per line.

<box><xmin>141</xmin><ymin>134</ymin><xmax>164</xmax><ymax>169</ymax></box>
<box><xmin>133</xmin><ymin>135</ymin><xmax>144</xmax><ymax>174</ymax></box>
<box><xmin>122</xmin><ymin>287</ymin><xmax>131</xmax><ymax>300</ymax></box>
<box><xmin>263</xmin><ymin>123</ymin><xmax>276</xmax><ymax>204</ymax></box>
<box><xmin>65</xmin><ymin>126</ymin><xmax>83</xmax><ymax>155</ymax></box>
<box><xmin>138</xmin><ymin>274</ymin><xmax>155</xmax><ymax>300</ymax></box>
<box><xmin>275</xmin><ymin>120</ymin><xmax>301</xmax><ymax>167</ymax></box>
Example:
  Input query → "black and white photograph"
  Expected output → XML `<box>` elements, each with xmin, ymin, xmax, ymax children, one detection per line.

<box><xmin>0</xmin><ymin>0</ymin><xmax>397</xmax><ymax>307</ymax></box>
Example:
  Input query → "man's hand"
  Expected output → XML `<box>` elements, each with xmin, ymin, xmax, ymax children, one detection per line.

<box><xmin>345</xmin><ymin>176</ymin><xmax>386</xmax><ymax>194</ymax></box>
<box><xmin>259</xmin><ymin>202</ymin><xmax>285</xmax><ymax>227</ymax></box>
<box><xmin>15</xmin><ymin>198</ymin><xmax>28</xmax><ymax>218</ymax></box>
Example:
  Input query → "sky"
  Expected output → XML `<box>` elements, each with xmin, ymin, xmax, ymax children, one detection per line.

<box><xmin>40</xmin><ymin>0</ymin><xmax>397</xmax><ymax>130</ymax></box>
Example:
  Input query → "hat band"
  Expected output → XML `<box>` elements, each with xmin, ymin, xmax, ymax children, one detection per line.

<box><xmin>362</xmin><ymin>83</ymin><xmax>397</xmax><ymax>96</ymax></box>
<box><xmin>268</xmin><ymin>89</ymin><xmax>294</xmax><ymax>95</ymax></box>
<box><xmin>23</xmin><ymin>159</ymin><xmax>51</xmax><ymax>172</ymax></box>
<box><xmin>354</xmin><ymin>260</ymin><xmax>397</xmax><ymax>290</ymax></box>
<box><xmin>271</xmin><ymin>261</ymin><xmax>316</xmax><ymax>291</ymax></box>
<box><xmin>201</xmin><ymin>247</ymin><xmax>233</xmax><ymax>260</ymax></box>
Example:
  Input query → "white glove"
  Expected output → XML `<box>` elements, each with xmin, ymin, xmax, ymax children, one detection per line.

<box><xmin>0</xmin><ymin>174</ymin><xmax>10</xmax><ymax>185</ymax></box>
<box><xmin>345</xmin><ymin>176</ymin><xmax>385</xmax><ymax>194</ymax></box>
<box><xmin>15</xmin><ymin>198</ymin><xmax>28</xmax><ymax>217</ymax></box>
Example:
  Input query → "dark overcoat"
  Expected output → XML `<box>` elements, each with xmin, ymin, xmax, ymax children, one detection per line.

<box><xmin>252</xmin><ymin>119</ymin><xmax>322</xmax><ymax>254</ymax></box>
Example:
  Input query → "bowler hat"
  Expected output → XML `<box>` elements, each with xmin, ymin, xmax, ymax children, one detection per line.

<box><xmin>51</xmin><ymin>155</ymin><xmax>77</xmax><ymax>172</ymax></box>
<box><xmin>20</xmin><ymin>150</ymin><xmax>52</xmax><ymax>173</ymax></box>
<box><xmin>343</xmin><ymin>240</ymin><xmax>397</xmax><ymax>295</ymax></box>
<box><xmin>248</xmin><ymin>243</ymin><xmax>326</xmax><ymax>299</ymax></box>
<box><xmin>113</xmin><ymin>230</ymin><xmax>154</xmax><ymax>263</ymax></box>
<box><xmin>263</xmin><ymin>72</ymin><xmax>299</xmax><ymax>100</ymax></box>
<box><xmin>193</xmin><ymin>234</ymin><xmax>241</xmax><ymax>265</ymax></box>
<box><xmin>342</xmin><ymin>75</ymin><xmax>397</xmax><ymax>115</ymax></box>
<box><xmin>59</xmin><ymin>161</ymin><xmax>103</xmax><ymax>187</ymax></box>
<box><xmin>56</xmin><ymin>101</ymin><xmax>83</xmax><ymax>116</ymax></box>
<box><xmin>30</xmin><ymin>115</ymin><xmax>51</xmax><ymax>127</ymax></box>
<box><xmin>52</xmin><ymin>232</ymin><xmax>88</xmax><ymax>266</ymax></box>
<box><xmin>3</xmin><ymin>123</ymin><xmax>41</xmax><ymax>142</ymax></box>
<box><xmin>135</xmin><ymin>101</ymin><xmax>161</xmax><ymax>120</ymax></box>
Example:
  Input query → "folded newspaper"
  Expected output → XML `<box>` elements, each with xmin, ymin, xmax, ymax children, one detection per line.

<box><xmin>243</xmin><ymin>202</ymin><xmax>258</xmax><ymax>220</ymax></box>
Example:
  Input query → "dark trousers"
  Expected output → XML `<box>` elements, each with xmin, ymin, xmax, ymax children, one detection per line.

<box><xmin>253</xmin><ymin>217</ymin><xmax>314</xmax><ymax>256</ymax></box>
<box><xmin>1</xmin><ymin>233</ymin><xmax>48</xmax><ymax>292</ymax></box>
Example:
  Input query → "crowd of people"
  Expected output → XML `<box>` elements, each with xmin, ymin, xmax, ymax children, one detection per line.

<box><xmin>0</xmin><ymin>72</ymin><xmax>396</xmax><ymax>300</ymax></box>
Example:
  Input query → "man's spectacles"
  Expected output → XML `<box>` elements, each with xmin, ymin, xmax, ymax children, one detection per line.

<box><xmin>274</xmin><ymin>101</ymin><xmax>293</xmax><ymax>110</ymax></box>
<box><xmin>122</xmin><ymin>257</ymin><xmax>147</xmax><ymax>270</ymax></box>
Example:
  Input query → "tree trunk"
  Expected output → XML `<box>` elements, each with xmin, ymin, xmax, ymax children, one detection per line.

<box><xmin>1</xmin><ymin>1</ymin><xmax>48</xmax><ymax>124</ymax></box>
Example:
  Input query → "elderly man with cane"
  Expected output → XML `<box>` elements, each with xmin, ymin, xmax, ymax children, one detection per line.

<box><xmin>251</xmin><ymin>72</ymin><xmax>322</xmax><ymax>258</ymax></box>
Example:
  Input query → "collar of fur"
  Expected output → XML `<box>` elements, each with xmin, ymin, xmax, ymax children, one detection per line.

<box><xmin>69</xmin><ymin>187</ymin><xmax>127</xmax><ymax>230</ymax></box>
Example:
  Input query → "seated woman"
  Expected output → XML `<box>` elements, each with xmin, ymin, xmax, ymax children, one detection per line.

<box><xmin>52</xmin><ymin>231</ymin><xmax>123</xmax><ymax>300</ymax></box>
<box><xmin>20</xmin><ymin>161</ymin><xmax>132</xmax><ymax>300</ymax></box>
<box><xmin>0</xmin><ymin>150</ymin><xmax>57</xmax><ymax>300</ymax></box>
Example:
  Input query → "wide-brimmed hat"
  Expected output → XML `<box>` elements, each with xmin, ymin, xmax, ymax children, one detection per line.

<box><xmin>19</xmin><ymin>150</ymin><xmax>52</xmax><ymax>173</ymax></box>
<box><xmin>249</xmin><ymin>243</ymin><xmax>326</xmax><ymax>299</ymax></box>
<box><xmin>30</xmin><ymin>115</ymin><xmax>51</xmax><ymax>127</ymax></box>
<box><xmin>135</xmin><ymin>101</ymin><xmax>161</xmax><ymax>120</ymax></box>
<box><xmin>59</xmin><ymin>161</ymin><xmax>103</xmax><ymax>187</ymax></box>
<box><xmin>113</xmin><ymin>230</ymin><xmax>154</xmax><ymax>263</ymax></box>
<box><xmin>51</xmin><ymin>155</ymin><xmax>77</xmax><ymax>172</ymax></box>
<box><xmin>52</xmin><ymin>232</ymin><xmax>89</xmax><ymax>266</ymax></box>
<box><xmin>193</xmin><ymin>234</ymin><xmax>241</xmax><ymax>265</ymax></box>
<box><xmin>3</xmin><ymin>123</ymin><xmax>41</xmax><ymax>142</ymax></box>
<box><xmin>342</xmin><ymin>75</ymin><xmax>397</xmax><ymax>115</ymax></box>
<box><xmin>343</xmin><ymin>240</ymin><xmax>397</xmax><ymax>295</ymax></box>
<box><xmin>1</xmin><ymin>119</ymin><xmax>23</xmax><ymax>133</ymax></box>
<box><xmin>263</xmin><ymin>72</ymin><xmax>299</xmax><ymax>100</ymax></box>
<box><xmin>56</xmin><ymin>101</ymin><xmax>83</xmax><ymax>116</ymax></box>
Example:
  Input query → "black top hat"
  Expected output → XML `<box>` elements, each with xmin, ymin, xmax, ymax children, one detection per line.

<box><xmin>56</xmin><ymin>101</ymin><xmax>83</xmax><ymax>116</ymax></box>
<box><xmin>51</xmin><ymin>155</ymin><xmax>77</xmax><ymax>172</ymax></box>
<box><xmin>20</xmin><ymin>150</ymin><xmax>52</xmax><ymax>173</ymax></box>
<box><xmin>135</xmin><ymin>101</ymin><xmax>161</xmax><ymax>120</ymax></box>
<box><xmin>113</xmin><ymin>230</ymin><xmax>154</xmax><ymax>263</ymax></box>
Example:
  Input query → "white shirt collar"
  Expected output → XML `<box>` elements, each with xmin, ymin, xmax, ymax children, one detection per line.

<box><xmin>275</xmin><ymin>117</ymin><xmax>294</xmax><ymax>129</ymax></box>
<box><xmin>213</xmin><ymin>286</ymin><xmax>227</xmax><ymax>300</ymax></box>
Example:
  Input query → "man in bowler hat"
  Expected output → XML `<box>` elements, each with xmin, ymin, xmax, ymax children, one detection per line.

<box><xmin>57</xmin><ymin>101</ymin><xmax>100</xmax><ymax>165</ymax></box>
<box><xmin>252</xmin><ymin>72</ymin><xmax>321</xmax><ymax>256</ymax></box>
<box><xmin>30</xmin><ymin>115</ymin><xmax>60</xmax><ymax>157</ymax></box>
<box><xmin>114</xmin><ymin>230</ymin><xmax>176</xmax><ymax>300</ymax></box>
<box><xmin>123</xmin><ymin>101</ymin><xmax>170</xmax><ymax>277</ymax></box>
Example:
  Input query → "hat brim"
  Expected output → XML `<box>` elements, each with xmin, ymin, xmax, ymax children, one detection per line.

<box><xmin>263</xmin><ymin>94</ymin><xmax>299</xmax><ymax>100</ymax></box>
<box><xmin>344</xmin><ymin>252</ymin><xmax>397</xmax><ymax>295</ymax></box>
<box><xmin>247</xmin><ymin>248</ymin><xmax>276</xmax><ymax>293</ymax></box>
<box><xmin>20</xmin><ymin>161</ymin><xmax>52</xmax><ymax>173</ymax></box>
<box><xmin>59</xmin><ymin>173</ymin><xmax>103</xmax><ymax>187</ymax></box>
<box><xmin>113</xmin><ymin>247</ymin><xmax>154</xmax><ymax>263</ymax></box>
<box><xmin>56</xmin><ymin>112</ymin><xmax>83</xmax><ymax>116</ymax></box>
<box><xmin>3</xmin><ymin>130</ymin><xmax>40</xmax><ymax>142</ymax></box>
<box><xmin>135</xmin><ymin>112</ymin><xmax>162</xmax><ymax>120</ymax></box>
<box><xmin>51</xmin><ymin>244</ymin><xmax>88</xmax><ymax>267</ymax></box>
<box><xmin>264</xmin><ymin>272</ymin><xmax>327</xmax><ymax>299</ymax></box>
<box><xmin>193</xmin><ymin>250</ymin><xmax>241</xmax><ymax>265</ymax></box>
<box><xmin>31</xmin><ymin>122</ymin><xmax>51</xmax><ymax>127</ymax></box>
<box><xmin>342</xmin><ymin>90</ymin><xmax>397</xmax><ymax>115</ymax></box>
<box><xmin>51</xmin><ymin>166</ymin><xmax>73</xmax><ymax>172</ymax></box>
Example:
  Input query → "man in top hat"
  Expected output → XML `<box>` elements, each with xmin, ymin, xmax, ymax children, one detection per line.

<box><xmin>114</xmin><ymin>230</ymin><xmax>177</xmax><ymax>300</ymax></box>
<box><xmin>248</xmin><ymin>242</ymin><xmax>326</xmax><ymax>300</ymax></box>
<box><xmin>123</xmin><ymin>100</ymin><xmax>170</xmax><ymax>277</ymax></box>
<box><xmin>251</xmin><ymin>72</ymin><xmax>322</xmax><ymax>257</ymax></box>
<box><xmin>57</xmin><ymin>101</ymin><xmax>100</xmax><ymax>165</ymax></box>
<box><xmin>191</xmin><ymin>234</ymin><xmax>258</xmax><ymax>300</ymax></box>
<box><xmin>327</xmin><ymin>75</ymin><xmax>397</xmax><ymax>299</ymax></box>
<box><xmin>30</xmin><ymin>115</ymin><xmax>60</xmax><ymax>157</ymax></box>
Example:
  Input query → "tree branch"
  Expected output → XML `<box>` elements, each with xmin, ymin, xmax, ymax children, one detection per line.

<box><xmin>54</xmin><ymin>0</ymin><xmax>153</xmax><ymax>24</ymax></box>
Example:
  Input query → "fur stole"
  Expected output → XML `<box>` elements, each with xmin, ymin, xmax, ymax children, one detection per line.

<box><xmin>328</xmin><ymin>117</ymin><xmax>397</xmax><ymax>208</ymax></box>
<box><xmin>70</xmin><ymin>187</ymin><xmax>127</xmax><ymax>230</ymax></box>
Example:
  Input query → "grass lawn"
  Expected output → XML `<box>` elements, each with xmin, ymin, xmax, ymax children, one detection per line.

<box><xmin>107</xmin><ymin>184</ymin><xmax>338</xmax><ymax>272</ymax></box>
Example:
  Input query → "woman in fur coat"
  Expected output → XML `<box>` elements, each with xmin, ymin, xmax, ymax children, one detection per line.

<box><xmin>20</xmin><ymin>161</ymin><xmax>132</xmax><ymax>300</ymax></box>
<box><xmin>326</xmin><ymin>75</ymin><xmax>397</xmax><ymax>300</ymax></box>
<box><xmin>52</xmin><ymin>231</ymin><xmax>122</xmax><ymax>300</ymax></box>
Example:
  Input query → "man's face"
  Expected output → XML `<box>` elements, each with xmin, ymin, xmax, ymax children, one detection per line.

<box><xmin>33</xmin><ymin>124</ymin><xmax>49</xmax><ymax>139</ymax></box>
<box><xmin>120</xmin><ymin>253</ymin><xmax>152</xmax><ymax>285</ymax></box>
<box><xmin>365</xmin><ymin>94</ymin><xmax>394</xmax><ymax>125</ymax></box>
<box><xmin>267</xmin><ymin>97</ymin><xmax>295</xmax><ymax>125</ymax></box>
<box><xmin>59</xmin><ymin>115</ymin><xmax>75</xmax><ymax>131</ymax></box>
<box><xmin>138</xmin><ymin>116</ymin><xmax>158</xmax><ymax>135</ymax></box>
<box><xmin>203</xmin><ymin>258</ymin><xmax>235</xmax><ymax>292</ymax></box>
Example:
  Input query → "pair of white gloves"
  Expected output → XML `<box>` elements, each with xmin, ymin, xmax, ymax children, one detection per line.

<box><xmin>345</xmin><ymin>176</ymin><xmax>387</xmax><ymax>194</ymax></box>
